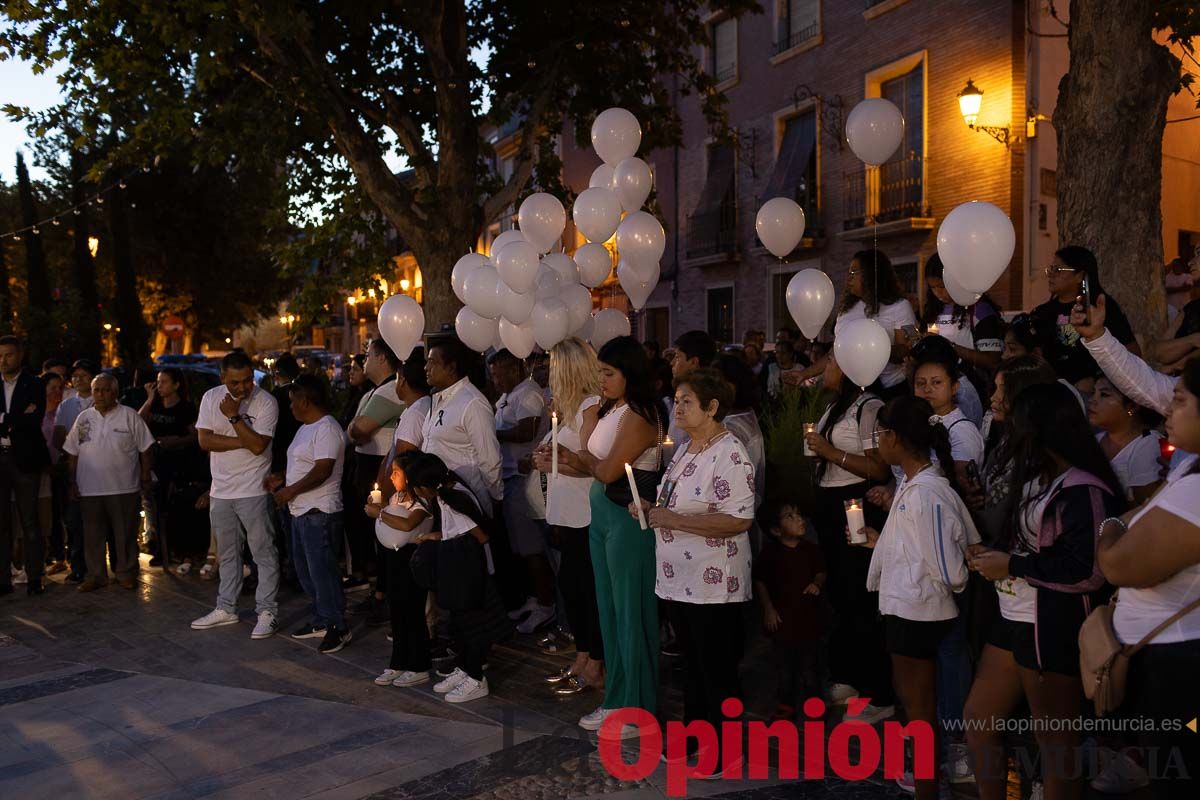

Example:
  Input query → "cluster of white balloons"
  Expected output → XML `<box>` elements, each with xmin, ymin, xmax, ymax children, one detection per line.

<box><xmin>451</xmin><ymin>107</ymin><xmax>660</xmax><ymax>357</ymax></box>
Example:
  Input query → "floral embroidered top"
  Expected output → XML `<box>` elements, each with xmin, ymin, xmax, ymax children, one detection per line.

<box><xmin>653</xmin><ymin>431</ymin><xmax>756</xmax><ymax>604</ymax></box>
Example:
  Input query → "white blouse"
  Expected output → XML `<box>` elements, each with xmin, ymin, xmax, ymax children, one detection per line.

<box><xmin>587</xmin><ymin>402</ymin><xmax>660</xmax><ymax>471</ymax></box>
<box><xmin>546</xmin><ymin>396</ymin><xmax>601</xmax><ymax>529</ymax></box>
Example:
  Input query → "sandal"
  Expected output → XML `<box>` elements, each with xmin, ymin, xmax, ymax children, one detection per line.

<box><xmin>554</xmin><ymin>675</ymin><xmax>590</xmax><ymax>695</ymax></box>
<box><xmin>545</xmin><ymin>666</ymin><xmax>575</xmax><ymax>684</ymax></box>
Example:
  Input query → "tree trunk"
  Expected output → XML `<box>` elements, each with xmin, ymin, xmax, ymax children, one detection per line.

<box><xmin>70</xmin><ymin>151</ymin><xmax>102</xmax><ymax>363</ymax></box>
<box><xmin>1055</xmin><ymin>0</ymin><xmax>1179</xmax><ymax>340</ymax></box>
<box><xmin>107</xmin><ymin>187</ymin><xmax>150</xmax><ymax>367</ymax></box>
<box><xmin>16</xmin><ymin>153</ymin><xmax>53</xmax><ymax>347</ymax></box>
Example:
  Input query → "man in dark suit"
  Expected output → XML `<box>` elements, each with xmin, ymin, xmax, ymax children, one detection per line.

<box><xmin>0</xmin><ymin>335</ymin><xmax>51</xmax><ymax>595</ymax></box>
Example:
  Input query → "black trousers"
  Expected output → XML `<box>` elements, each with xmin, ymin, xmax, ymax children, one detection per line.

<box><xmin>387</xmin><ymin>544</ymin><xmax>431</xmax><ymax>672</ymax></box>
<box><xmin>350</xmin><ymin>453</ymin><xmax>383</xmax><ymax>583</ymax></box>
<box><xmin>1127</xmin><ymin>638</ymin><xmax>1200</xmax><ymax>798</ymax></box>
<box><xmin>553</xmin><ymin>524</ymin><xmax>604</xmax><ymax>660</ymax></box>
<box><xmin>668</xmin><ymin>600</ymin><xmax>746</xmax><ymax>749</ymax></box>
<box><xmin>0</xmin><ymin>452</ymin><xmax>42</xmax><ymax>586</ymax></box>
<box><xmin>772</xmin><ymin>638</ymin><xmax>821</xmax><ymax>709</ymax></box>
<box><xmin>813</xmin><ymin>481</ymin><xmax>895</xmax><ymax>706</ymax></box>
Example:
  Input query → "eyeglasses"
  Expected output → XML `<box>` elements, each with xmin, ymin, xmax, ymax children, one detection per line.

<box><xmin>847</xmin><ymin>269</ymin><xmax>861</xmax><ymax>277</ymax></box>
<box><xmin>1043</xmin><ymin>265</ymin><xmax>1076</xmax><ymax>277</ymax></box>
<box><xmin>870</xmin><ymin>425</ymin><xmax>892</xmax><ymax>447</ymax></box>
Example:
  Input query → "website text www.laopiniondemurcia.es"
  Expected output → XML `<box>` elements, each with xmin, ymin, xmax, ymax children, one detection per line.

<box><xmin>597</xmin><ymin>697</ymin><xmax>934</xmax><ymax>797</ymax></box>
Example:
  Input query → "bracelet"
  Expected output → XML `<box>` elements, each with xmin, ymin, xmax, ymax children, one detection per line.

<box><xmin>1099</xmin><ymin>517</ymin><xmax>1127</xmax><ymax>538</ymax></box>
<box><xmin>841</xmin><ymin>451</ymin><xmax>849</xmax><ymax>468</ymax></box>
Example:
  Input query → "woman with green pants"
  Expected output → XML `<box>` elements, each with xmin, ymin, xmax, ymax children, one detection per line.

<box><xmin>558</xmin><ymin>336</ymin><xmax>663</xmax><ymax>740</ymax></box>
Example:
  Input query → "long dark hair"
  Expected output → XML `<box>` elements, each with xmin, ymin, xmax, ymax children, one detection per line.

<box><xmin>840</xmin><ymin>248</ymin><xmax>905</xmax><ymax>316</ymax></box>
<box><xmin>1004</xmin><ymin>382</ymin><xmax>1124</xmax><ymax>549</ymax></box>
<box><xmin>921</xmin><ymin>253</ymin><xmax>1001</xmax><ymax>327</ymax></box>
<box><xmin>597</xmin><ymin>335</ymin><xmax>665</xmax><ymax>429</ymax></box>
<box><xmin>877</xmin><ymin>395</ymin><xmax>966</xmax><ymax>501</ymax></box>
<box><xmin>990</xmin><ymin>355</ymin><xmax>1058</xmax><ymax>453</ymax></box>
<box><xmin>402</xmin><ymin>452</ymin><xmax>491</xmax><ymax>533</ymax></box>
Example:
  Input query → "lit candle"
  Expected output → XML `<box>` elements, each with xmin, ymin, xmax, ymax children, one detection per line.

<box><xmin>625</xmin><ymin>463</ymin><xmax>648</xmax><ymax>530</ymax></box>
<box><xmin>368</xmin><ymin>482</ymin><xmax>382</xmax><ymax>505</ymax></box>
<box><xmin>928</xmin><ymin>323</ymin><xmax>941</xmax><ymax>336</ymax></box>
<box><xmin>662</xmin><ymin>435</ymin><xmax>675</xmax><ymax>460</ymax></box>
<box><xmin>803</xmin><ymin>423</ymin><xmax>816</xmax><ymax>457</ymax></box>
<box><xmin>845</xmin><ymin>499</ymin><xmax>866</xmax><ymax>544</ymax></box>
<box><xmin>551</xmin><ymin>412</ymin><xmax>559</xmax><ymax>477</ymax></box>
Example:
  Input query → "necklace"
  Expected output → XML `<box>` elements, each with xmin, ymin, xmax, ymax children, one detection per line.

<box><xmin>659</xmin><ymin>428</ymin><xmax>729</xmax><ymax>507</ymax></box>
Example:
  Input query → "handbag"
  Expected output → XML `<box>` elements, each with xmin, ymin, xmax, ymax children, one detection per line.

<box><xmin>603</xmin><ymin>409</ymin><xmax>664</xmax><ymax>507</ymax></box>
<box><xmin>1079</xmin><ymin>592</ymin><xmax>1200</xmax><ymax>715</ymax></box>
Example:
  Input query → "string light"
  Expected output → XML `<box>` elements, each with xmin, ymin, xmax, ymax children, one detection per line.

<box><xmin>0</xmin><ymin>163</ymin><xmax>149</xmax><ymax>241</ymax></box>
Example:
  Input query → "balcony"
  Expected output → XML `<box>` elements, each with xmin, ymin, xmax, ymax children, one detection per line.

<box><xmin>686</xmin><ymin>201</ymin><xmax>737</xmax><ymax>262</ymax></box>
<box><xmin>775</xmin><ymin>21</ymin><xmax>818</xmax><ymax>54</ymax></box>
<box><xmin>712</xmin><ymin>63</ymin><xmax>736</xmax><ymax>84</ymax></box>
<box><xmin>840</xmin><ymin>154</ymin><xmax>934</xmax><ymax>240</ymax></box>
<box><xmin>752</xmin><ymin>190</ymin><xmax>825</xmax><ymax>258</ymax></box>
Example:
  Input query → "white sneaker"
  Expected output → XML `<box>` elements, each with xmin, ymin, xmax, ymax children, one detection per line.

<box><xmin>516</xmin><ymin>604</ymin><xmax>556</xmax><ymax>635</ymax></box>
<box><xmin>445</xmin><ymin>675</ymin><xmax>489</xmax><ymax>703</ymax></box>
<box><xmin>507</xmin><ymin>596</ymin><xmax>538</xmax><ymax>621</ymax></box>
<box><xmin>250</xmin><ymin>611</ymin><xmax>278</xmax><ymax>639</ymax></box>
<box><xmin>579</xmin><ymin>706</ymin><xmax>611</xmax><ymax>731</ymax></box>
<box><xmin>828</xmin><ymin>683</ymin><xmax>859</xmax><ymax>704</ymax></box>
<box><xmin>1090</xmin><ymin>750</ymin><xmax>1149</xmax><ymax>793</ymax></box>
<box><xmin>433</xmin><ymin>668</ymin><xmax>469</xmax><ymax>694</ymax></box>
<box><xmin>843</xmin><ymin>703</ymin><xmax>895</xmax><ymax>725</ymax></box>
<box><xmin>375</xmin><ymin>669</ymin><xmax>403</xmax><ymax>686</ymax></box>
<box><xmin>12</xmin><ymin>569</ymin><xmax>27</xmax><ymax>585</ymax></box>
<box><xmin>944</xmin><ymin>743</ymin><xmax>974</xmax><ymax>784</ymax></box>
<box><xmin>391</xmin><ymin>670</ymin><xmax>430</xmax><ymax>688</ymax></box>
<box><xmin>191</xmin><ymin>608</ymin><xmax>240</xmax><ymax>630</ymax></box>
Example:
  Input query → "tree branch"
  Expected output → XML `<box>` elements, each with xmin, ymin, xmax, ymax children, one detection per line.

<box><xmin>482</xmin><ymin>59</ymin><xmax>561</xmax><ymax>224</ymax></box>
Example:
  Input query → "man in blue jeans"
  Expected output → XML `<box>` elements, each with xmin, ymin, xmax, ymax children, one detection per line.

<box><xmin>191</xmin><ymin>352</ymin><xmax>280</xmax><ymax>638</ymax></box>
<box><xmin>267</xmin><ymin>375</ymin><xmax>350</xmax><ymax>654</ymax></box>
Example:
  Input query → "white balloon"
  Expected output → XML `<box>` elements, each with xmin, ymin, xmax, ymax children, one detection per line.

<box><xmin>590</xmin><ymin>308</ymin><xmax>631</xmax><ymax>349</ymax></box>
<box><xmin>494</xmin><ymin>240</ymin><xmax>539</xmax><ymax>294</ymax></box>
<box><xmin>463</xmin><ymin>263</ymin><xmax>503</xmax><ymax>319</ymax></box>
<box><xmin>542</xmin><ymin>252</ymin><xmax>579</xmax><ymax>286</ymax></box>
<box><xmin>561</xmin><ymin>282</ymin><xmax>594</xmax><ymax>331</ymax></box>
<box><xmin>573</xmin><ymin>315</ymin><xmax>595</xmax><ymax>343</ymax></box>
<box><xmin>613</xmin><ymin>157</ymin><xmax>653</xmax><ymax>213</ymax></box>
<box><xmin>498</xmin><ymin>318</ymin><xmax>537</xmax><ymax>359</ymax></box>
<box><xmin>531</xmin><ymin>297</ymin><xmax>571</xmax><ymax>350</ymax></box>
<box><xmin>455</xmin><ymin>307</ymin><xmax>498</xmax><ymax>353</ymax></box>
<box><xmin>534</xmin><ymin>261</ymin><xmax>563</xmax><ymax>300</ymax></box>
<box><xmin>834</xmin><ymin>318</ymin><xmax>892</xmax><ymax>389</ymax></box>
<box><xmin>785</xmin><ymin>269</ymin><xmax>836</xmax><ymax>339</ymax></box>
<box><xmin>572</xmin><ymin>187</ymin><xmax>623</xmax><ymax>244</ymax></box>
<box><xmin>936</xmin><ymin>201</ymin><xmax>1016</xmax><ymax>294</ymax></box>
<box><xmin>615</xmin><ymin>211</ymin><xmax>665</xmax><ymax>268</ymax></box>
<box><xmin>377</xmin><ymin>294</ymin><xmax>425</xmax><ymax>362</ymax></box>
<box><xmin>575</xmin><ymin>242</ymin><xmax>613</xmax><ymax>287</ymax></box>
<box><xmin>618</xmin><ymin>260</ymin><xmax>660</xmax><ymax>310</ymax></box>
<box><xmin>755</xmin><ymin>197</ymin><xmax>806</xmax><ymax>259</ymax></box>
<box><xmin>591</xmin><ymin>107</ymin><xmax>642</xmax><ymax>166</ymax></box>
<box><xmin>490</xmin><ymin>229</ymin><xmax>526</xmax><ymax>257</ymax></box>
<box><xmin>518</xmin><ymin>192</ymin><xmax>566</xmax><ymax>254</ymax></box>
<box><xmin>943</xmin><ymin>268</ymin><xmax>982</xmax><ymax>307</ymax></box>
<box><xmin>845</xmin><ymin>98</ymin><xmax>905</xmax><ymax>167</ymax></box>
<box><xmin>589</xmin><ymin>164</ymin><xmax>616</xmax><ymax>190</ymax></box>
<box><xmin>496</xmin><ymin>281</ymin><xmax>535</xmax><ymax>325</ymax></box>
<box><xmin>452</xmin><ymin>253</ymin><xmax>487</xmax><ymax>304</ymax></box>
<box><xmin>619</xmin><ymin>255</ymin><xmax>657</xmax><ymax>283</ymax></box>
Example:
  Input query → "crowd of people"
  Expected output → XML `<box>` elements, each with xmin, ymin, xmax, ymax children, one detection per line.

<box><xmin>1</xmin><ymin>242</ymin><xmax>1198</xmax><ymax>796</ymax></box>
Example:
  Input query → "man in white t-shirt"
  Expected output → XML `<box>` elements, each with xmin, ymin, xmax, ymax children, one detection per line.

<box><xmin>63</xmin><ymin>374</ymin><xmax>155</xmax><ymax>591</ymax></box>
<box><xmin>190</xmin><ymin>352</ymin><xmax>281</xmax><ymax>639</ymax></box>
<box><xmin>266</xmin><ymin>375</ymin><xmax>351</xmax><ymax>654</ymax></box>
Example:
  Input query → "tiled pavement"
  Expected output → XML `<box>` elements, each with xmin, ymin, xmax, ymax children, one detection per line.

<box><xmin>0</xmin><ymin>559</ymin><xmax>921</xmax><ymax>799</ymax></box>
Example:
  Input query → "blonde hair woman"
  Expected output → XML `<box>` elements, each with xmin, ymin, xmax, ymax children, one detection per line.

<box><xmin>533</xmin><ymin>337</ymin><xmax>606</xmax><ymax>695</ymax></box>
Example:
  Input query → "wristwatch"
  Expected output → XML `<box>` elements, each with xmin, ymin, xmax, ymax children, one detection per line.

<box><xmin>227</xmin><ymin>414</ymin><xmax>244</xmax><ymax>425</ymax></box>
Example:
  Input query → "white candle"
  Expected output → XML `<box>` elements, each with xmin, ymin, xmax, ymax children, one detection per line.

<box><xmin>928</xmin><ymin>323</ymin><xmax>941</xmax><ymax>336</ymax></box>
<box><xmin>662</xmin><ymin>435</ymin><xmax>676</xmax><ymax>461</ymax></box>
<box><xmin>625</xmin><ymin>463</ymin><xmax>648</xmax><ymax>530</ymax></box>
<box><xmin>551</xmin><ymin>412</ymin><xmax>559</xmax><ymax>477</ymax></box>
<box><xmin>368</xmin><ymin>483</ymin><xmax>382</xmax><ymax>505</ymax></box>
<box><xmin>803</xmin><ymin>423</ymin><xmax>816</xmax><ymax>457</ymax></box>
<box><xmin>845</xmin><ymin>499</ymin><xmax>866</xmax><ymax>544</ymax></box>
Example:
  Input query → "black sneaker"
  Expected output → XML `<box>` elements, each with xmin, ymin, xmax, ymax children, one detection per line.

<box><xmin>291</xmin><ymin>623</ymin><xmax>327</xmax><ymax>639</ymax></box>
<box><xmin>318</xmin><ymin>627</ymin><xmax>352</xmax><ymax>654</ymax></box>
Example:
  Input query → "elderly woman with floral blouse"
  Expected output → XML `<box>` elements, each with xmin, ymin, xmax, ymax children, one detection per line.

<box><xmin>630</xmin><ymin>367</ymin><xmax>755</xmax><ymax>776</ymax></box>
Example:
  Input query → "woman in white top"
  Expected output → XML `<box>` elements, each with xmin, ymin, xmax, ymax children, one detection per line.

<box><xmin>854</xmin><ymin>395</ymin><xmax>977</xmax><ymax>800</ymax></box>
<box><xmin>365</xmin><ymin>453</ymin><xmax>434</xmax><ymax>689</ymax></box>
<box><xmin>803</xmin><ymin>353</ymin><xmax>891</xmax><ymax>711</ymax></box>
<box><xmin>557</xmin><ymin>335</ymin><xmax>663</xmax><ymax>737</ymax></box>
<box><xmin>532</xmin><ymin>337</ymin><xmax>605</xmax><ymax>695</ymax></box>
<box><xmin>1099</xmin><ymin>360</ymin><xmax>1200</xmax><ymax>800</ymax></box>
<box><xmin>1088</xmin><ymin>376</ymin><xmax>1163</xmax><ymax>504</ymax></box>
<box><xmin>833</xmin><ymin>248</ymin><xmax>918</xmax><ymax>399</ymax></box>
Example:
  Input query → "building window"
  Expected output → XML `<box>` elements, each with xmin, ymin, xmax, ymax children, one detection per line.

<box><xmin>711</xmin><ymin>18</ymin><xmax>737</xmax><ymax>83</ymax></box>
<box><xmin>877</xmin><ymin>63</ymin><xmax>924</xmax><ymax>222</ymax></box>
<box><xmin>778</xmin><ymin>0</ymin><xmax>819</xmax><ymax>53</ymax></box>
<box><xmin>686</xmin><ymin>143</ymin><xmax>737</xmax><ymax>259</ymax></box>
<box><xmin>762</xmin><ymin>111</ymin><xmax>819</xmax><ymax>246</ymax></box>
<box><xmin>707</xmin><ymin>286</ymin><xmax>735</xmax><ymax>344</ymax></box>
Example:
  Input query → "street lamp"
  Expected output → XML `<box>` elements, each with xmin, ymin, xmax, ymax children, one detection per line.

<box><xmin>399</xmin><ymin>278</ymin><xmax>411</xmax><ymax>293</ymax></box>
<box><xmin>88</xmin><ymin>236</ymin><xmax>100</xmax><ymax>258</ymax></box>
<box><xmin>957</xmin><ymin>78</ymin><xmax>1011</xmax><ymax>148</ymax></box>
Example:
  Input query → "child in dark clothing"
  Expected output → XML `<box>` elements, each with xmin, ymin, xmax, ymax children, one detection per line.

<box><xmin>754</xmin><ymin>500</ymin><xmax>827</xmax><ymax>721</ymax></box>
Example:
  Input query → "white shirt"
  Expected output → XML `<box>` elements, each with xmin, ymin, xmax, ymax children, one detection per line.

<box><xmin>997</xmin><ymin>475</ymin><xmax>1064</xmax><ymax>623</ymax></box>
<box><xmin>817</xmin><ymin>394</ymin><xmax>883</xmax><ymax>488</ymax></box>
<box><xmin>376</xmin><ymin>495</ymin><xmax>432</xmax><ymax>550</ymax></box>
<box><xmin>354</xmin><ymin>379</ymin><xmax>405</xmax><ymax>456</ymax></box>
<box><xmin>1</xmin><ymin>374</ymin><xmax>17</xmax><ymax>446</ymax></box>
<box><xmin>495</xmin><ymin>378</ymin><xmax>546</xmax><ymax>479</ymax></box>
<box><xmin>545</xmin><ymin>396</ymin><xmax>600</xmax><ymax>528</ymax></box>
<box><xmin>197</xmin><ymin>385</ymin><xmax>278</xmax><ymax>500</ymax></box>
<box><xmin>63</xmin><ymin>405</ymin><xmax>155</xmax><ymax>497</ymax></box>
<box><xmin>1100</xmin><ymin>430</ymin><xmax>1163</xmax><ymax>502</ymax></box>
<box><xmin>286</xmin><ymin>415</ymin><xmax>346</xmax><ymax>515</ymax></box>
<box><xmin>653</xmin><ymin>433</ymin><xmax>756</xmax><ymax>604</ymax></box>
<box><xmin>55</xmin><ymin>393</ymin><xmax>94</xmax><ymax>433</ymax></box>
<box><xmin>723</xmin><ymin>411</ymin><xmax>765</xmax><ymax>509</ymax></box>
<box><xmin>1114</xmin><ymin>474</ymin><xmax>1200</xmax><ymax>644</ymax></box>
<box><xmin>422</xmin><ymin>377</ymin><xmax>503</xmax><ymax>510</ymax></box>
<box><xmin>835</xmin><ymin>298</ymin><xmax>917</xmax><ymax>388</ymax></box>
<box><xmin>437</xmin><ymin>487</ymin><xmax>495</xmax><ymax>574</ymax></box>
<box><xmin>890</xmin><ymin>407</ymin><xmax>984</xmax><ymax>486</ymax></box>
<box><xmin>394</xmin><ymin>395</ymin><xmax>431</xmax><ymax>450</ymax></box>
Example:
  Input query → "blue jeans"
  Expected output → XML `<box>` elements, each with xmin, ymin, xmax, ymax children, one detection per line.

<box><xmin>290</xmin><ymin>509</ymin><xmax>346</xmax><ymax>629</ymax></box>
<box><xmin>210</xmin><ymin>495</ymin><xmax>280</xmax><ymax>616</ymax></box>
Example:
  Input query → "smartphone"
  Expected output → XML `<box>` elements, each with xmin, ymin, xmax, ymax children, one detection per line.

<box><xmin>901</xmin><ymin>324</ymin><xmax>920</xmax><ymax>342</ymax></box>
<box><xmin>966</xmin><ymin>461</ymin><xmax>982</xmax><ymax>489</ymax></box>
<box><xmin>1076</xmin><ymin>275</ymin><xmax>1092</xmax><ymax>324</ymax></box>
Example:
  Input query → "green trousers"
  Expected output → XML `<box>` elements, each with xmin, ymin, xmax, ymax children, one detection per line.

<box><xmin>589</xmin><ymin>482</ymin><xmax>659</xmax><ymax>715</ymax></box>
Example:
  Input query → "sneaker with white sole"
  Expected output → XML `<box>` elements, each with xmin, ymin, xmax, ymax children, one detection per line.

<box><xmin>12</xmin><ymin>569</ymin><xmax>27</xmax><ymax>585</ymax></box>
<box><xmin>1090</xmin><ymin>750</ymin><xmax>1149</xmax><ymax>793</ymax></box>
<box><xmin>191</xmin><ymin>608</ymin><xmax>240</xmax><ymax>630</ymax></box>
<box><xmin>375</xmin><ymin>668</ymin><xmax>403</xmax><ymax>686</ymax></box>
<box><xmin>250</xmin><ymin>611</ymin><xmax>278</xmax><ymax>639</ymax></box>
<box><xmin>516</xmin><ymin>604</ymin><xmax>556</xmax><ymax>635</ymax></box>
<box><xmin>391</xmin><ymin>670</ymin><xmax>430</xmax><ymax>688</ymax></box>
<box><xmin>579</xmin><ymin>706</ymin><xmax>612</xmax><ymax>731</ymax></box>
<box><xmin>318</xmin><ymin>626</ymin><xmax>351</xmax><ymax>653</ymax></box>
<box><xmin>434</xmin><ymin>668</ymin><xmax>469</xmax><ymax>694</ymax></box>
<box><xmin>843</xmin><ymin>702</ymin><xmax>894</xmax><ymax>725</ymax></box>
<box><xmin>828</xmin><ymin>683</ymin><xmax>859</xmax><ymax>704</ymax></box>
<box><xmin>944</xmin><ymin>743</ymin><xmax>974</xmax><ymax>784</ymax></box>
<box><xmin>291</xmin><ymin>623</ymin><xmax>327</xmax><ymax>639</ymax></box>
<box><xmin>507</xmin><ymin>596</ymin><xmax>539</xmax><ymax>621</ymax></box>
<box><xmin>445</xmin><ymin>675</ymin><xmax>488</xmax><ymax>703</ymax></box>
